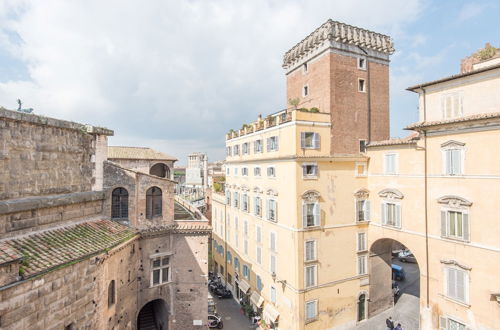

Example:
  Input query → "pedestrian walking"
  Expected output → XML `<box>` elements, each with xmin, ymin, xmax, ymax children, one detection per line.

<box><xmin>386</xmin><ymin>316</ymin><xmax>395</xmax><ymax>330</ymax></box>
<box><xmin>395</xmin><ymin>323</ymin><xmax>403</xmax><ymax>330</ymax></box>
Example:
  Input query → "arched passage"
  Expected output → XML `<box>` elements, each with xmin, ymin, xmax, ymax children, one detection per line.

<box><xmin>137</xmin><ymin>299</ymin><xmax>168</xmax><ymax>330</ymax></box>
<box><xmin>150</xmin><ymin>163</ymin><xmax>170</xmax><ymax>178</ymax></box>
<box><xmin>368</xmin><ymin>238</ymin><xmax>420</xmax><ymax>320</ymax></box>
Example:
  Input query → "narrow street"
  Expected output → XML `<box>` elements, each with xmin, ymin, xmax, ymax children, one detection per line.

<box><xmin>214</xmin><ymin>297</ymin><xmax>257</xmax><ymax>329</ymax></box>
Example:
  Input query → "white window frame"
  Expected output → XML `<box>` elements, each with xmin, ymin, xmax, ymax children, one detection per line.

<box><xmin>233</xmin><ymin>145</ymin><xmax>240</xmax><ymax>156</ymax></box>
<box><xmin>383</xmin><ymin>153</ymin><xmax>398</xmax><ymax>175</ymax></box>
<box><xmin>244</xmin><ymin>239</ymin><xmax>248</xmax><ymax>255</ymax></box>
<box><xmin>243</xmin><ymin>220</ymin><xmax>248</xmax><ymax>236</ymax></box>
<box><xmin>305</xmin><ymin>300</ymin><xmax>318</xmax><ymax>321</ymax></box>
<box><xmin>269</xmin><ymin>231</ymin><xmax>277</xmax><ymax>252</ymax></box>
<box><xmin>440</xmin><ymin>316</ymin><xmax>467</xmax><ymax>330</ymax></box>
<box><xmin>242</xmin><ymin>167</ymin><xmax>248</xmax><ymax>176</ymax></box>
<box><xmin>234</xmin><ymin>167</ymin><xmax>238</xmax><ymax>175</ymax></box>
<box><xmin>242</xmin><ymin>193</ymin><xmax>249</xmax><ymax>212</ymax></box>
<box><xmin>441</xmin><ymin>208</ymin><xmax>470</xmax><ymax>242</ymax></box>
<box><xmin>267</xmin><ymin>136</ymin><xmax>279</xmax><ymax>152</ymax></box>
<box><xmin>441</xmin><ymin>92</ymin><xmax>463</xmax><ymax>119</ymax></box>
<box><xmin>357</xmin><ymin>254</ymin><xmax>367</xmax><ymax>275</ymax></box>
<box><xmin>305</xmin><ymin>240</ymin><xmax>317</xmax><ymax>262</ymax></box>
<box><xmin>254</xmin><ymin>196</ymin><xmax>262</xmax><ymax>217</ymax></box>
<box><xmin>304</xmin><ymin>264</ymin><xmax>317</xmax><ymax>288</ymax></box>
<box><xmin>300</xmin><ymin>132</ymin><xmax>320</xmax><ymax>149</ymax></box>
<box><xmin>444</xmin><ymin>266</ymin><xmax>469</xmax><ymax>304</ymax></box>
<box><xmin>302</xmin><ymin>162</ymin><xmax>318</xmax><ymax>178</ymax></box>
<box><xmin>357</xmin><ymin>232</ymin><xmax>367</xmax><ymax>252</ymax></box>
<box><xmin>355</xmin><ymin>199</ymin><xmax>370</xmax><ymax>222</ymax></box>
<box><xmin>150</xmin><ymin>253</ymin><xmax>172</xmax><ymax>287</ymax></box>
<box><xmin>242</xmin><ymin>142</ymin><xmax>249</xmax><ymax>155</ymax></box>
<box><xmin>357</xmin><ymin>57</ymin><xmax>367</xmax><ymax>70</ymax></box>
<box><xmin>442</xmin><ymin>146</ymin><xmax>465</xmax><ymax>176</ymax></box>
<box><xmin>270</xmin><ymin>286</ymin><xmax>277</xmax><ymax>303</ymax></box>
<box><xmin>254</xmin><ymin>139</ymin><xmax>263</xmax><ymax>153</ymax></box>
<box><xmin>256</xmin><ymin>225</ymin><xmax>262</xmax><ymax>243</ymax></box>
<box><xmin>358</xmin><ymin>78</ymin><xmax>366</xmax><ymax>92</ymax></box>
<box><xmin>302</xmin><ymin>201</ymin><xmax>320</xmax><ymax>228</ymax></box>
<box><xmin>270</xmin><ymin>254</ymin><xmax>277</xmax><ymax>274</ymax></box>
<box><xmin>267</xmin><ymin>166</ymin><xmax>276</xmax><ymax>178</ymax></box>
<box><xmin>254</xmin><ymin>167</ymin><xmax>261</xmax><ymax>176</ymax></box>
<box><xmin>355</xmin><ymin>162</ymin><xmax>367</xmax><ymax>177</ymax></box>
<box><xmin>267</xmin><ymin>199</ymin><xmax>277</xmax><ymax>222</ymax></box>
<box><xmin>243</xmin><ymin>264</ymin><xmax>250</xmax><ymax>280</ymax></box>
<box><xmin>233</xmin><ymin>192</ymin><xmax>239</xmax><ymax>208</ymax></box>
<box><xmin>381</xmin><ymin>201</ymin><xmax>402</xmax><ymax>228</ymax></box>
<box><xmin>256</xmin><ymin>246</ymin><xmax>262</xmax><ymax>264</ymax></box>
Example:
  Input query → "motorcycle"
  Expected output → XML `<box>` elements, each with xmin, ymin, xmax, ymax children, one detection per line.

<box><xmin>208</xmin><ymin>314</ymin><xmax>223</xmax><ymax>329</ymax></box>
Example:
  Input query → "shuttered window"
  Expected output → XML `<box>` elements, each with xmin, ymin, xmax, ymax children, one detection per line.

<box><xmin>381</xmin><ymin>202</ymin><xmax>401</xmax><ymax>228</ymax></box>
<box><xmin>445</xmin><ymin>267</ymin><xmax>468</xmax><ymax>303</ymax></box>
<box><xmin>267</xmin><ymin>166</ymin><xmax>276</xmax><ymax>177</ymax></box>
<box><xmin>270</xmin><ymin>286</ymin><xmax>276</xmax><ymax>303</ymax></box>
<box><xmin>440</xmin><ymin>316</ymin><xmax>467</xmax><ymax>330</ymax></box>
<box><xmin>441</xmin><ymin>93</ymin><xmax>463</xmax><ymax>119</ymax></box>
<box><xmin>305</xmin><ymin>240</ymin><xmax>316</xmax><ymax>261</ymax></box>
<box><xmin>269</xmin><ymin>232</ymin><xmax>276</xmax><ymax>252</ymax></box>
<box><xmin>256</xmin><ymin>246</ymin><xmax>262</xmax><ymax>264</ymax></box>
<box><xmin>254</xmin><ymin>197</ymin><xmax>262</xmax><ymax>216</ymax></box>
<box><xmin>270</xmin><ymin>255</ymin><xmax>276</xmax><ymax>274</ymax></box>
<box><xmin>254</xmin><ymin>139</ymin><xmax>263</xmax><ymax>153</ymax></box>
<box><xmin>444</xmin><ymin>149</ymin><xmax>463</xmax><ymax>175</ymax></box>
<box><xmin>305</xmin><ymin>265</ymin><xmax>317</xmax><ymax>287</ymax></box>
<box><xmin>441</xmin><ymin>210</ymin><xmax>469</xmax><ymax>242</ymax></box>
<box><xmin>300</xmin><ymin>132</ymin><xmax>321</xmax><ymax>149</ymax></box>
<box><xmin>305</xmin><ymin>300</ymin><xmax>318</xmax><ymax>320</ymax></box>
<box><xmin>358</xmin><ymin>255</ymin><xmax>367</xmax><ymax>275</ymax></box>
<box><xmin>384</xmin><ymin>153</ymin><xmax>397</xmax><ymax>174</ymax></box>
<box><xmin>256</xmin><ymin>226</ymin><xmax>262</xmax><ymax>243</ymax></box>
<box><xmin>244</xmin><ymin>239</ymin><xmax>248</xmax><ymax>255</ymax></box>
<box><xmin>267</xmin><ymin>199</ymin><xmax>277</xmax><ymax>222</ymax></box>
<box><xmin>356</xmin><ymin>199</ymin><xmax>371</xmax><ymax>221</ymax></box>
<box><xmin>267</xmin><ymin>136</ymin><xmax>279</xmax><ymax>151</ymax></box>
<box><xmin>302</xmin><ymin>202</ymin><xmax>320</xmax><ymax>227</ymax></box>
<box><xmin>357</xmin><ymin>233</ymin><xmax>366</xmax><ymax>252</ymax></box>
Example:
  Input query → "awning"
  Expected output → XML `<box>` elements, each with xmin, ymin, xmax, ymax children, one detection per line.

<box><xmin>250</xmin><ymin>291</ymin><xmax>264</xmax><ymax>308</ymax></box>
<box><xmin>237</xmin><ymin>280</ymin><xmax>251</xmax><ymax>293</ymax></box>
<box><xmin>262</xmin><ymin>304</ymin><xmax>280</xmax><ymax>323</ymax></box>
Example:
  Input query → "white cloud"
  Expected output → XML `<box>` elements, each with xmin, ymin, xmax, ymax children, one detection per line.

<box><xmin>0</xmin><ymin>0</ymin><xmax>424</xmax><ymax>163</ymax></box>
<box><xmin>457</xmin><ymin>2</ymin><xmax>489</xmax><ymax>22</ymax></box>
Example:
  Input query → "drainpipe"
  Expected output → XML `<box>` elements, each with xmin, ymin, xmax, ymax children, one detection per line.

<box><xmin>422</xmin><ymin>87</ymin><xmax>430</xmax><ymax>308</ymax></box>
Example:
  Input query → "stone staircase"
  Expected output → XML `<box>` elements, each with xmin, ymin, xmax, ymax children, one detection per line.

<box><xmin>138</xmin><ymin>302</ymin><xmax>157</xmax><ymax>330</ymax></box>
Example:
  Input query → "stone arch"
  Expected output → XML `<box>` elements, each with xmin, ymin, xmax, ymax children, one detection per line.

<box><xmin>378</xmin><ymin>188</ymin><xmax>404</xmax><ymax>200</ymax></box>
<box><xmin>111</xmin><ymin>187</ymin><xmax>129</xmax><ymax>220</ymax></box>
<box><xmin>137</xmin><ymin>299</ymin><xmax>168</xmax><ymax>330</ymax></box>
<box><xmin>150</xmin><ymin>163</ymin><xmax>170</xmax><ymax>178</ymax></box>
<box><xmin>301</xmin><ymin>190</ymin><xmax>320</xmax><ymax>202</ymax></box>
<box><xmin>357</xmin><ymin>291</ymin><xmax>368</xmax><ymax>322</ymax></box>
<box><xmin>437</xmin><ymin>195</ymin><xmax>472</xmax><ymax>207</ymax></box>
<box><xmin>146</xmin><ymin>186</ymin><xmax>162</xmax><ymax>219</ymax></box>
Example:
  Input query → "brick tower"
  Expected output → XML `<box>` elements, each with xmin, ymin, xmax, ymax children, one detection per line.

<box><xmin>283</xmin><ymin>20</ymin><xmax>394</xmax><ymax>154</ymax></box>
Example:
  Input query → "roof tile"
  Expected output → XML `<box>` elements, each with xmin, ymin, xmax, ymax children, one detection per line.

<box><xmin>108</xmin><ymin>146</ymin><xmax>177</xmax><ymax>161</ymax></box>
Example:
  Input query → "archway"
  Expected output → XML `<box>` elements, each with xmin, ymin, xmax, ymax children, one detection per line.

<box><xmin>150</xmin><ymin>163</ymin><xmax>170</xmax><ymax>178</ymax></box>
<box><xmin>137</xmin><ymin>299</ymin><xmax>168</xmax><ymax>330</ymax></box>
<box><xmin>368</xmin><ymin>239</ymin><xmax>420</xmax><ymax>320</ymax></box>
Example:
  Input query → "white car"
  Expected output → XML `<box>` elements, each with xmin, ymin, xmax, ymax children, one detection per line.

<box><xmin>398</xmin><ymin>250</ymin><xmax>417</xmax><ymax>263</ymax></box>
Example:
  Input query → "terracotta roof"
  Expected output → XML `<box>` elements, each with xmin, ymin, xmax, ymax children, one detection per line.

<box><xmin>405</xmin><ymin>112</ymin><xmax>500</xmax><ymax>130</ymax></box>
<box><xmin>0</xmin><ymin>220</ymin><xmax>136</xmax><ymax>278</ymax></box>
<box><xmin>368</xmin><ymin>133</ymin><xmax>420</xmax><ymax>147</ymax></box>
<box><xmin>0</xmin><ymin>242</ymin><xmax>23</xmax><ymax>264</ymax></box>
<box><xmin>108</xmin><ymin>146</ymin><xmax>177</xmax><ymax>161</ymax></box>
<box><xmin>407</xmin><ymin>63</ymin><xmax>500</xmax><ymax>91</ymax></box>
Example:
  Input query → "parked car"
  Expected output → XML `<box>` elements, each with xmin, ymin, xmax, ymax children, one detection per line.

<box><xmin>391</xmin><ymin>249</ymin><xmax>404</xmax><ymax>258</ymax></box>
<box><xmin>214</xmin><ymin>287</ymin><xmax>233</xmax><ymax>299</ymax></box>
<box><xmin>392</xmin><ymin>281</ymin><xmax>401</xmax><ymax>297</ymax></box>
<box><xmin>392</xmin><ymin>264</ymin><xmax>406</xmax><ymax>281</ymax></box>
<box><xmin>398</xmin><ymin>250</ymin><xmax>417</xmax><ymax>263</ymax></box>
<box><xmin>208</xmin><ymin>314</ymin><xmax>223</xmax><ymax>328</ymax></box>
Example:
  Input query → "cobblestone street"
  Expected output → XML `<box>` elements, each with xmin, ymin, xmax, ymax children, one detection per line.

<box><xmin>215</xmin><ymin>297</ymin><xmax>257</xmax><ymax>329</ymax></box>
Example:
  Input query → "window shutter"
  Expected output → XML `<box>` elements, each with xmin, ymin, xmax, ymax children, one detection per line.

<box><xmin>267</xmin><ymin>200</ymin><xmax>271</xmax><ymax>220</ymax></box>
<box><xmin>274</xmin><ymin>201</ymin><xmax>278</xmax><ymax>221</ymax></box>
<box><xmin>302</xmin><ymin>203</ymin><xmax>307</xmax><ymax>227</ymax></box>
<box><xmin>453</xmin><ymin>149</ymin><xmax>462</xmax><ymax>175</ymax></box>
<box><xmin>381</xmin><ymin>203</ymin><xmax>387</xmax><ymax>225</ymax></box>
<box><xmin>446</xmin><ymin>150</ymin><xmax>452</xmax><ymax>175</ymax></box>
<box><xmin>313</xmin><ymin>133</ymin><xmax>320</xmax><ymax>149</ymax></box>
<box><xmin>302</xmin><ymin>165</ymin><xmax>307</xmax><ymax>177</ymax></box>
<box><xmin>365</xmin><ymin>200</ymin><xmax>371</xmax><ymax>221</ymax></box>
<box><xmin>395</xmin><ymin>204</ymin><xmax>401</xmax><ymax>227</ymax></box>
<box><xmin>447</xmin><ymin>268</ymin><xmax>456</xmax><ymax>298</ymax></box>
<box><xmin>463</xmin><ymin>213</ymin><xmax>469</xmax><ymax>242</ymax></box>
<box><xmin>301</xmin><ymin>132</ymin><xmax>305</xmax><ymax>148</ymax></box>
<box><xmin>439</xmin><ymin>316</ymin><xmax>448</xmax><ymax>330</ymax></box>
<box><xmin>313</xmin><ymin>203</ymin><xmax>320</xmax><ymax>226</ymax></box>
<box><xmin>275</xmin><ymin>136</ymin><xmax>279</xmax><ymax>151</ymax></box>
<box><xmin>456</xmin><ymin>270</ymin><xmax>466</xmax><ymax>302</ymax></box>
<box><xmin>267</xmin><ymin>138</ymin><xmax>271</xmax><ymax>152</ymax></box>
<box><xmin>441</xmin><ymin>211</ymin><xmax>447</xmax><ymax>237</ymax></box>
<box><xmin>312</xmin><ymin>165</ymin><xmax>317</xmax><ymax>176</ymax></box>
<box><xmin>355</xmin><ymin>200</ymin><xmax>360</xmax><ymax>221</ymax></box>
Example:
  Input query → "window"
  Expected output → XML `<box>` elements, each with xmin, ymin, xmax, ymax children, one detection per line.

<box><xmin>225</xmin><ymin>191</ymin><xmax>231</xmax><ymax>205</ymax></box>
<box><xmin>111</xmin><ymin>187</ymin><xmax>128</xmax><ymax>219</ymax></box>
<box><xmin>254</xmin><ymin>139</ymin><xmax>263</xmax><ymax>153</ymax></box>
<box><xmin>357</xmin><ymin>294</ymin><xmax>366</xmax><ymax>321</ymax></box>
<box><xmin>235</xmin><ymin>216</ymin><xmax>239</xmax><ymax>230</ymax></box>
<box><xmin>233</xmin><ymin>192</ymin><xmax>239</xmax><ymax>208</ymax></box>
<box><xmin>355</xmin><ymin>162</ymin><xmax>367</xmax><ymax>176</ymax></box>
<box><xmin>244</xmin><ymin>220</ymin><xmax>248</xmax><ymax>236</ymax></box>
<box><xmin>384</xmin><ymin>153</ymin><xmax>398</xmax><ymax>175</ymax></box>
<box><xmin>254</xmin><ymin>167</ymin><xmax>261</xmax><ymax>176</ymax></box>
<box><xmin>146</xmin><ymin>187</ymin><xmax>162</xmax><ymax>219</ymax></box>
<box><xmin>302</xmin><ymin>163</ymin><xmax>318</xmax><ymax>178</ymax></box>
<box><xmin>269</xmin><ymin>232</ymin><xmax>277</xmax><ymax>252</ymax></box>
<box><xmin>242</xmin><ymin>142</ymin><xmax>249</xmax><ymax>155</ymax></box>
<box><xmin>242</xmin><ymin>194</ymin><xmax>249</xmax><ymax>212</ymax></box>
<box><xmin>226</xmin><ymin>146</ymin><xmax>232</xmax><ymax>156</ymax></box>
<box><xmin>358</xmin><ymin>255</ymin><xmax>367</xmax><ymax>275</ymax></box>
<box><xmin>226</xmin><ymin>251</ymin><xmax>232</xmax><ymax>264</ymax></box>
<box><xmin>244</xmin><ymin>239</ymin><xmax>248</xmax><ymax>255</ymax></box>
<box><xmin>267</xmin><ymin>136</ymin><xmax>279</xmax><ymax>151</ymax></box>
<box><xmin>441</xmin><ymin>210</ymin><xmax>469</xmax><ymax>241</ymax></box>
<box><xmin>302</xmin><ymin>202</ymin><xmax>320</xmax><ymax>227</ymax></box>
<box><xmin>381</xmin><ymin>202</ymin><xmax>401</xmax><ymax>228</ymax></box>
<box><xmin>358</xmin><ymin>57</ymin><xmax>366</xmax><ymax>70</ymax></box>
<box><xmin>303</xmin><ymin>62</ymin><xmax>308</xmax><ymax>73</ymax></box>
<box><xmin>256</xmin><ymin>225</ymin><xmax>262</xmax><ymax>243</ymax></box>
<box><xmin>305</xmin><ymin>240</ymin><xmax>316</xmax><ymax>261</ymax></box>
<box><xmin>270</xmin><ymin>286</ymin><xmax>276</xmax><ymax>303</ymax></box>
<box><xmin>305</xmin><ymin>265</ymin><xmax>317</xmax><ymax>287</ymax></box>
<box><xmin>234</xmin><ymin>258</ymin><xmax>240</xmax><ymax>273</ymax></box>
<box><xmin>441</xmin><ymin>93</ymin><xmax>463</xmax><ymax>119</ymax></box>
<box><xmin>270</xmin><ymin>255</ymin><xmax>276</xmax><ymax>274</ymax></box>
<box><xmin>444</xmin><ymin>149</ymin><xmax>463</xmax><ymax>175</ymax></box>
<box><xmin>267</xmin><ymin>166</ymin><xmax>276</xmax><ymax>177</ymax></box>
<box><xmin>440</xmin><ymin>317</ymin><xmax>467</xmax><ymax>330</ymax></box>
<box><xmin>151</xmin><ymin>255</ymin><xmax>171</xmax><ymax>286</ymax></box>
<box><xmin>305</xmin><ymin>300</ymin><xmax>318</xmax><ymax>321</ymax></box>
<box><xmin>257</xmin><ymin>275</ymin><xmax>263</xmax><ymax>291</ymax></box>
<box><xmin>150</xmin><ymin>163</ymin><xmax>170</xmax><ymax>178</ymax></box>
<box><xmin>226</xmin><ymin>167</ymin><xmax>230</xmax><ymax>175</ymax></box>
<box><xmin>358</xmin><ymin>79</ymin><xmax>366</xmax><ymax>92</ymax></box>
<box><xmin>359</xmin><ymin>140</ymin><xmax>367</xmax><ymax>153</ymax></box>
<box><xmin>233</xmin><ymin>145</ymin><xmax>240</xmax><ymax>155</ymax></box>
<box><xmin>301</xmin><ymin>132</ymin><xmax>320</xmax><ymax>149</ymax></box>
<box><xmin>108</xmin><ymin>280</ymin><xmax>115</xmax><ymax>307</ymax></box>
<box><xmin>303</xmin><ymin>85</ymin><xmax>309</xmax><ymax>96</ymax></box>
<box><xmin>256</xmin><ymin>246</ymin><xmax>262</xmax><ymax>264</ymax></box>
<box><xmin>243</xmin><ymin>265</ymin><xmax>250</xmax><ymax>280</ymax></box>
<box><xmin>445</xmin><ymin>267</ymin><xmax>469</xmax><ymax>303</ymax></box>
<box><xmin>267</xmin><ymin>199</ymin><xmax>277</xmax><ymax>222</ymax></box>
<box><xmin>242</xmin><ymin>167</ymin><xmax>248</xmax><ymax>176</ymax></box>
<box><xmin>254</xmin><ymin>196</ymin><xmax>262</xmax><ymax>216</ymax></box>
<box><xmin>234</xmin><ymin>167</ymin><xmax>238</xmax><ymax>175</ymax></box>
<box><xmin>356</xmin><ymin>199</ymin><xmax>370</xmax><ymax>221</ymax></box>
<box><xmin>357</xmin><ymin>233</ymin><xmax>366</xmax><ymax>252</ymax></box>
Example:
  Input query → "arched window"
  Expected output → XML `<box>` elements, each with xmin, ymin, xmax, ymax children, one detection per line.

<box><xmin>111</xmin><ymin>188</ymin><xmax>128</xmax><ymax>219</ymax></box>
<box><xmin>357</xmin><ymin>293</ymin><xmax>366</xmax><ymax>321</ymax></box>
<box><xmin>150</xmin><ymin>163</ymin><xmax>170</xmax><ymax>178</ymax></box>
<box><xmin>108</xmin><ymin>280</ymin><xmax>115</xmax><ymax>308</ymax></box>
<box><xmin>146</xmin><ymin>187</ymin><xmax>162</xmax><ymax>219</ymax></box>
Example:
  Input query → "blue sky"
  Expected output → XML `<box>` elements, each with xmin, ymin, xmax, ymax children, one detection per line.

<box><xmin>0</xmin><ymin>0</ymin><xmax>498</xmax><ymax>165</ymax></box>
